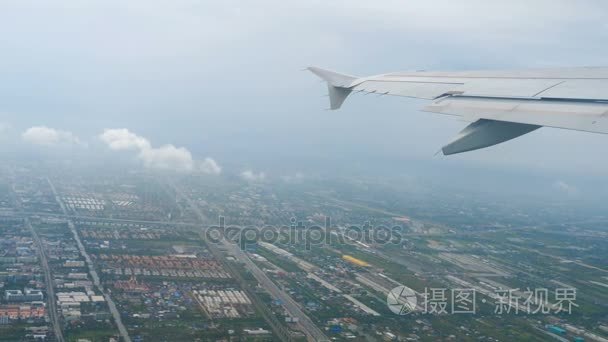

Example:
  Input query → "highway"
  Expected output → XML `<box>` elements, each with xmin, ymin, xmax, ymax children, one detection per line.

<box><xmin>6</xmin><ymin>210</ymin><xmax>199</xmax><ymax>228</ymax></box>
<box><xmin>46</xmin><ymin>177</ymin><xmax>132</xmax><ymax>342</ymax></box>
<box><xmin>9</xmin><ymin>182</ymin><xmax>65</xmax><ymax>342</ymax></box>
<box><xmin>171</xmin><ymin>183</ymin><xmax>329</xmax><ymax>342</ymax></box>
<box><xmin>25</xmin><ymin>217</ymin><xmax>65</xmax><ymax>342</ymax></box>
<box><xmin>225</xmin><ymin>242</ymin><xmax>329</xmax><ymax>342</ymax></box>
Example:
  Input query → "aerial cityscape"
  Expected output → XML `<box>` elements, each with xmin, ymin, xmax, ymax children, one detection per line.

<box><xmin>2</xmin><ymin>1</ymin><xmax>608</xmax><ymax>342</ymax></box>
<box><xmin>0</xmin><ymin>161</ymin><xmax>606</xmax><ymax>341</ymax></box>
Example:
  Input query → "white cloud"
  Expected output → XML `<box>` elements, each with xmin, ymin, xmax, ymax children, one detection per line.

<box><xmin>137</xmin><ymin>144</ymin><xmax>194</xmax><ymax>172</ymax></box>
<box><xmin>241</xmin><ymin>169</ymin><xmax>266</xmax><ymax>182</ymax></box>
<box><xmin>99</xmin><ymin>128</ymin><xmax>150</xmax><ymax>151</ymax></box>
<box><xmin>200</xmin><ymin>157</ymin><xmax>222</xmax><ymax>175</ymax></box>
<box><xmin>22</xmin><ymin>126</ymin><xmax>82</xmax><ymax>146</ymax></box>
<box><xmin>553</xmin><ymin>180</ymin><xmax>580</xmax><ymax>197</ymax></box>
<box><xmin>99</xmin><ymin>128</ymin><xmax>220</xmax><ymax>174</ymax></box>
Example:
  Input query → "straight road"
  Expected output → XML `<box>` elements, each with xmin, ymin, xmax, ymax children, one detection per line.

<box><xmin>225</xmin><ymin>242</ymin><xmax>330</xmax><ymax>341</ymax></box>
<box><xmin>9</xmin><ymin>182</ymin><xmax>65</xmax><ymax>342</ymax></box>
<box><xmin>25</xmin><ymin>217</ymin><xmax>65</xmax><ymax>342</ymax></box>
<box><xmin>7</xmin><ymin>210</ymin><xmax>199</xmax><ymax>228</ymax></box>
<box><xmin>171</xmin><ymin>183</ymin><xmax>329</xmax><ymax>342</ymax></box>
<box><xmin>46</xmin><ymin>177</ymin><xmax>132</xmax><ymax>342</ymax></box>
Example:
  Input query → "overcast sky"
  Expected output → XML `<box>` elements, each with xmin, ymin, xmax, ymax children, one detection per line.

<box><xmin>1</xmin><ymin>0</ymin><xmax>608</xmax><ymax>197</ymax></box>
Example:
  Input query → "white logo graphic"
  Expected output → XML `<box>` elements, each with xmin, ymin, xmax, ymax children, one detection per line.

<box><xmin>387</xmin><ymin>285</ymin><xmax>418</xmax><ymax>315</ymax></box>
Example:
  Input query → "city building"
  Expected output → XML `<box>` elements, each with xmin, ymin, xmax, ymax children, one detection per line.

<box><xmin>4</xmin><ymin>288</ymin><xmax>44</xmax><ymax>302</ymax></box>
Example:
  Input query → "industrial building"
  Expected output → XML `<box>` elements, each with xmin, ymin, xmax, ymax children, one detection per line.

<box><xmin>4</xmin><ymin>288</ymin><xmax>44</xmax><ymax>302</ymax></box>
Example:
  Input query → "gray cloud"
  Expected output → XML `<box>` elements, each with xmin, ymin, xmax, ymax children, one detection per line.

<box><xmin>0</xmin><ymin>122</ymin><xmax>10</xmax><ymax>133</ymax></box>
<box><xmin>281</xmin><ymin>172</ymin><xmax>305</xmax><ymax>183</ymax></box>
<box><xmin>200</xmin><ymin>157</ymin><xmax>222</xmax><ymax>175</ymax></box>
<box><xmin>241</xmin><ymin>170</ymin><xmax>266</xmax><ymax>182</ymax></box>
<box><xmin>0</xmin><ymin>1</ymin><xmax>607</xmax><ymax>179</ymax></box>
<box><xmin>553</xmin><ymin>180</ymin><xmax>580</xmax><ymax>197</ymax></box>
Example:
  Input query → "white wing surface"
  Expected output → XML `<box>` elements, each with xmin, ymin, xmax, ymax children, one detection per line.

<box><xmin>308</xmin><ymin>66</ymin><xmax>608</xmax><ymax>155</ymax></box>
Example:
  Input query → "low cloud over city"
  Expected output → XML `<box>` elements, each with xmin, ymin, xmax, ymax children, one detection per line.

<box><xmin>99</xmin><ymin>128</ymin><xmax>221</xmax><ymax>173</ymax></box>
<box><xmin>240</xmin><ymin>169</ymin><xmax>266</xmax><ymax>182</ymax></box>
<box><xmin>22</xmin><ymin>126</ymin><xmax>83</xmax><ymax>147</ymax></box>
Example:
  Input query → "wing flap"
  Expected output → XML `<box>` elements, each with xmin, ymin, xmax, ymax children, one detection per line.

<box><xmin>538</xmin><ymin>79</ymin><xmax>608</xmax><ymax>100</ymax></box>
<box><xmin>352</xmin><ymin>80</ymin><xmax>461</xmax><ymax>99</ymax></box>
<box><xmin>350</xmin><ymin>77</ymin><xmax>568</xmax><ymax>100</ymax></box>
<box><xmin>460</xmin><ymin>79</ymin><xmax>563</xmax><ymax>98</ymax></box>
<box><xmin>442</xmin><ymin>119</ymin><xmax>541</xmax><ymax>155</ymax></box>
<box><xmin>425</xmin><ymin>97</ymin><xmax>608</xmax><ymax>134</ymax></box>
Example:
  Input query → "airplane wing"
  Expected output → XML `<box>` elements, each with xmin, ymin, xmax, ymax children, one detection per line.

<box><xmin>308</xmin><ymin>66</ymin><xmax>608</xmax><ymax>155</ymax></box>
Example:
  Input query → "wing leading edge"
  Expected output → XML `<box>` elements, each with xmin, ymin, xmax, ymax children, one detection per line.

<box><xmin>308</xmin><ymin>66</ymin><xmax>608</xmax><ymax>155</ymax></box>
